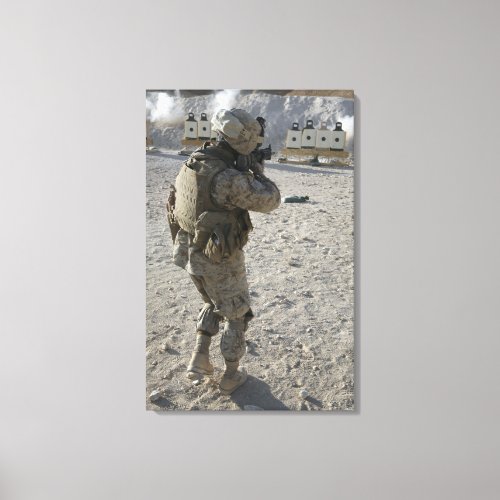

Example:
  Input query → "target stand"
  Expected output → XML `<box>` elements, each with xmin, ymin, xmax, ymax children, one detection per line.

<box><xmin>278</xmin><ymin>147</ymin><xmax>351</xmax><ymax>167</ymax></box>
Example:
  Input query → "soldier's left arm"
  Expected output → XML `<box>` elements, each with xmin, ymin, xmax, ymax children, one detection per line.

<box><xmin>212</xmin><ymin>169</ymin><xmax>281</xmax><ymax>214</ymax></box>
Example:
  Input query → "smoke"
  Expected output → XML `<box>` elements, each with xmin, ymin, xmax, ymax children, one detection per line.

<box><xmin>146</xmin><ymin>91</ymin><xmax>356</xmax><ymax>154</ymax></box>
<box><xmin>336</xmin><ymin>113</ymin><xmax>354</xmax><ymax>150</ymax></box>
<box><xmin>146</xmin><ymin>91</ymin><xmax>184</xmax><ymax>126</ymax></box>
<box><xmin>146</xmin><ymin>89</ymin><xmax>241</xmax><ymax>127</ymax></box>
<box><xmin>211</xmin><ymin>89</ymin><xmax>240</xmax><ymax>114</ymax></box>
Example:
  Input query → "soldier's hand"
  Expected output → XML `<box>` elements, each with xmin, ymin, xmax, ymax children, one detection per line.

<box><xmin>250</xmin><ymin>161</ymin><xmax>264</xmax><ymax>177</ymax></box>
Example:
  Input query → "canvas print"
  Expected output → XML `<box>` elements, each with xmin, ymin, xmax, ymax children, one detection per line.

<box><xmin>146</xmin><ymin>90</ymin><xmax>354</xmax><ymax>411</ymax></box>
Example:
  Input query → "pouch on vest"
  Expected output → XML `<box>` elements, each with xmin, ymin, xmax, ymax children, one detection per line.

<box><xmin>166</xmin><ymin>185</ymin><xmax>180</xmax><ymax>243</ymax></box>
<box><xmin>193</xmin><ymin>211</ymin><xmax>242</xmax><ymax>264</ymax></box>
<box><xmin>238</xmin><ymin>211</ymin><xmax>253</xmax><ymax>248</ymax></box>
<box><xmin>203</xmin><ymin>223</ymin><xmax>229</xmax><ymax>264</ymax></box>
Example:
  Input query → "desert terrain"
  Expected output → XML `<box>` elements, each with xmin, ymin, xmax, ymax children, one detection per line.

<box><xmin>146</xmin><ymin>151</ymin><xmax>354</xmax><ymax>411</ymax></box>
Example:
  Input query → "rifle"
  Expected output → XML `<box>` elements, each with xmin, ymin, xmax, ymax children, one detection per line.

<box><xmin>251</xmin><ymin>144</ymin><xmax>273</xmax><ymax>164</ymax></box>
<box><xmin>235</xmin><ymin>144</ymin><xmax>273</xmax><ymax>175</ymax></box>
<box><xmin>252</xmin><ymin>116</ymin><xmax>272</xmax><ymax>164</ymax></box>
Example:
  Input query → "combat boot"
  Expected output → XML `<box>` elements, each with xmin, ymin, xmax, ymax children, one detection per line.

<box><xmin>219</xmin><ymin>360</ymin><xmax>247</xmax><ymax>395</ymax></box>
<box><xmin>187</xmin><ymin>332</ymin><xmax>214</xmax><ymax>379</ymax></box>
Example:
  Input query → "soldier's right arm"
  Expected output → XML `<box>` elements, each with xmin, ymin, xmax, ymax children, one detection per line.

<box><xmin>211</xmin><ymin>169</ymin><xmax>281</xmax><ymax>213</ymax></box>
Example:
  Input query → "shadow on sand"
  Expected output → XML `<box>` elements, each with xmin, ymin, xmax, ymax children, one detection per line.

<box><xmin>146</xmin><ymin>150</ymin><xmax>184</xmax><ymax>162</ymax></box>
<box><xmin>230</xmin><ymin>375</ymin><xmax>289</xmax><ymax>411</ymax></box>
<box><xmin>266</xmin><ymin>161</ymin><xmax>353</xmax><ymax>176</ymax></box>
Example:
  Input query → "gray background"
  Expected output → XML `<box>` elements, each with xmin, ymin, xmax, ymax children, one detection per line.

<box><xmin>1</xmin><ymin>0</ymin><xmax>499</xmax><ymax>499</ymax></box>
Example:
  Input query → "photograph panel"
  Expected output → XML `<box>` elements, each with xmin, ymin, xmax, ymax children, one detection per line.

<box><xmin>146</xmin><ymin>90</ymin><xmax>354</xmax><ymax>411</ymax></box>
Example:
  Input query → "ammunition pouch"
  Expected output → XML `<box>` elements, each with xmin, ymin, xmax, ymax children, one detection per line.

<box><xmin>166</xmin><ymin>185</ymin><xmax>180</xmax><ymax>243</ymax></box>
<box><xmin>193</xmin><ymin>210</ymin><xmax>253</xmax><ymax>264</ymax></box>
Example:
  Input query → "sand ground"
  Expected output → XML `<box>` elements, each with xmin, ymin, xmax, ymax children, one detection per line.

<box><xmin>146</xmin><ymin>151</ymin><xmax>354</xmax><ymax>411</ymax></box>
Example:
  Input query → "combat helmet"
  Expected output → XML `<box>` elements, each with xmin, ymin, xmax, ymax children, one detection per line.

<box><xmin>211</xmin><ymin>108</ymin><xmax>262</xmax><ymax>155</ymax></box>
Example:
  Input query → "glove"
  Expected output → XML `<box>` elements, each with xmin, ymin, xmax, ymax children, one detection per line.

<box><xmin>235</xmin><ymin>154</ymin><xmax>257</xmax><ymax>172</ymax></box>
<box><xmin>250</xmin><ymin>161</ymin><xmax>264</xmax><ymax>177</ymax></box>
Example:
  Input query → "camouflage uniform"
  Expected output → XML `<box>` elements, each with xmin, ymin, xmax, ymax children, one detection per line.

<box><xmin>173</xmin><ymin>149</ymin><xmax>281</xmax><ymax>365</ymax></box>
<box><xmin>171</xmin><ymin>108</ymin><xmax>280</xmax><ymax>394</ymax></box>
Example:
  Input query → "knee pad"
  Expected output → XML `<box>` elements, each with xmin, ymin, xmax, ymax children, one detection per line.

<box><xmin>220</xmin><ymin>318</ymin><xmax>246</xmax><ymax>362</ymax></box>
<box><xmin>196</xmin><ymin>304</ymin><xmax>221</xmax><ymax>336</ymax></box>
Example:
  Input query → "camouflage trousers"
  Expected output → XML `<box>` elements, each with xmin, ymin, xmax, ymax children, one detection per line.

<box><xmin>190</xmin><ymin>274</ymin><xmax>253</xmax><ymax>362</ymax></box>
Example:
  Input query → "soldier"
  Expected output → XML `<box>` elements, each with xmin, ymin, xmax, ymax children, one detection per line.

<box><xmin>168</xmin><ymin>108</ymin><xmax>281</xmax><ymax>395</ymax></box>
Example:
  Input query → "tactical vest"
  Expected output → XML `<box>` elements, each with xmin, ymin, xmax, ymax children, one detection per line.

<box><xmin>174</xmin><ymin>145</ymin><xmax>253</xmax><ymax>263</ymax></box>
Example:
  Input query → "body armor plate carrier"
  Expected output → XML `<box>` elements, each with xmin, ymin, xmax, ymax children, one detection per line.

<box><xmin>174</xmin><ymin>146</ymin><xmax>253</xmax><ymax>263</ymax></box>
